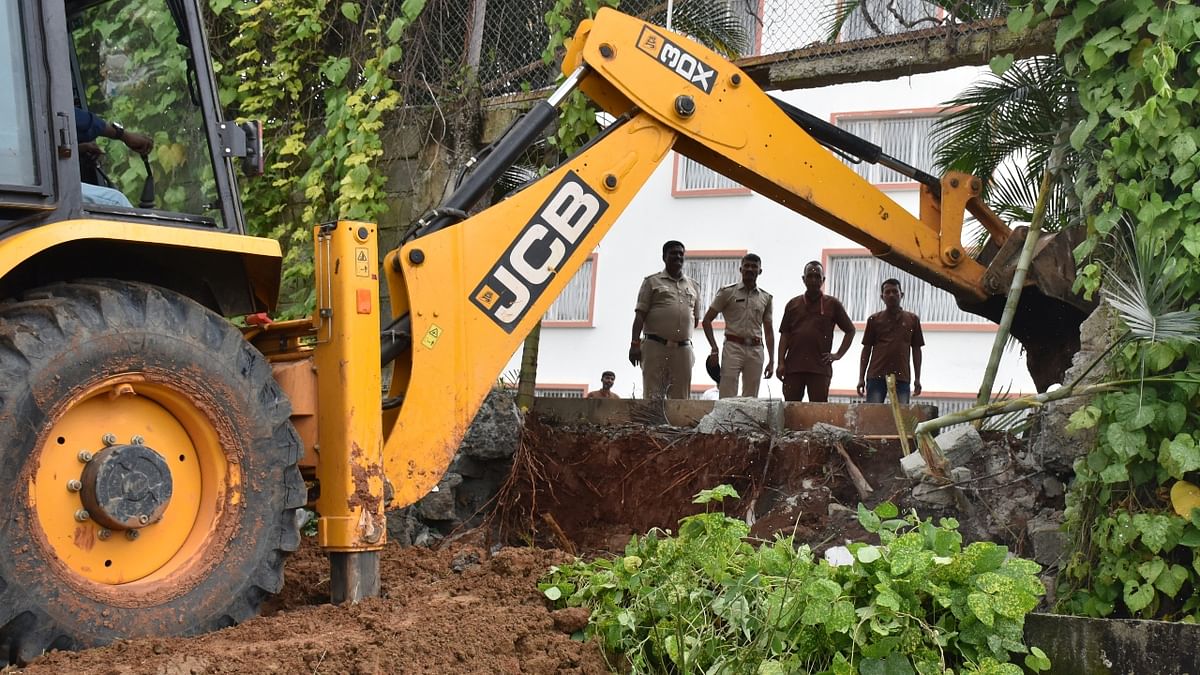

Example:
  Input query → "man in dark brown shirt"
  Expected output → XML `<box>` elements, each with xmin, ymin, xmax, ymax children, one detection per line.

<box><xmin>857</xmin><ymin>278</ymin><xmax>924</xmax><ymax>404</ymax></box>
<box><xmin>776</xmin><ymin>261</ymin><xmax>856</xmax><ymax>402</ymax></box>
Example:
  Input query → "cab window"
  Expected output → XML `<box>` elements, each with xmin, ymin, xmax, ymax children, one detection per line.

<box><xmin>0</xmin><ymin>2</ymin><xmax>39</xmax><ymax>190</ymax></box>
<box><xmin>70</xmin><ymin>0</ymin><xmax>223</xmax><ymax>226</ymax></box>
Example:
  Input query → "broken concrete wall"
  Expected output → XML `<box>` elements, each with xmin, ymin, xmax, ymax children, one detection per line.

<box><xmin>388</xmin><ymin>388</ymin><xmax>521</xmax><ymax>547</ymax></box>
<box><xmin>1031</xmin><ymin>301</ymin><xmax>1117</xmax><ymax>473</ymax></box>
<box><xmin>1025</xmin><ymin>612</ymin><xmax>1200</xmax><ymax>674</ymax></box>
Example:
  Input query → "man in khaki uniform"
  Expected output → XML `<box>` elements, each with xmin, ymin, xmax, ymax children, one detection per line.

<box><xmin>702</xmin><ymin>253</ymin><xmax>775</xmax><ymax>398</ymax></box>
<box><xmin>629</xmin><ymin>240</ymin><xmax>701</xmax><ymax>399</ymax></box>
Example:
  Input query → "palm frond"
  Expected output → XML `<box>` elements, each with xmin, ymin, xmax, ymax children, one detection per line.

<box><xmin>978</xmin><ymin>382</ymin><xmax>1033</xmax><ymax>433</ymax></box>
<box><xmin>644</xmin><ymin>0</ymin><xmax>752</xmax><ymax>58</ymax></box>
<box><xmin>1102</xmin><ymin>218</ymin><xmax>1200</xmax><ymax>344</ymax></box>
<box><xmin>933</xmin><ymin>57</ymin><xmax>1072</xmax><ymax>186</ymax></box>
<box><xmin>984</xmin><ymin>162</ymin><xmax>1076</xmax><ymax>232</ymax></box>
<box><xmin>494</xmin><ymin>164</ymin><xmax>541</xmax><ymax>200</ymax></box>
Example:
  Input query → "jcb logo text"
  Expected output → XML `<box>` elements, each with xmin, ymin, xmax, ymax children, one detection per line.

<box><xmin>471</xmin><ymin>173</ymin><xmax>608</xmax><ymax>332</ymax></box>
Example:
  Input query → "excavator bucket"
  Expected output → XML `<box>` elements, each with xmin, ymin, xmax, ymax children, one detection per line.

<box><xmin>962</xmin><ymin>225</ymin><xmax>1096</xmax><ymax>392</ymax></box>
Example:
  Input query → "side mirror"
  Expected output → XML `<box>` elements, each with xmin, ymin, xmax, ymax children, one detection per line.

<box><xmin>217</xmin><ymin>119</ymin><xmax>264</xmax><ymax>177</ymax></box>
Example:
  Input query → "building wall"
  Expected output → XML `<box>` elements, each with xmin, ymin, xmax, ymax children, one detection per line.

<box><xmin>511</xmin><ymin>66</ymin><xmax>1037</xmax><ymax>404</ymax></box>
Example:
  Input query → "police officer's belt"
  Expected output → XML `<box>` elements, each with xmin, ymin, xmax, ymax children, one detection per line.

<box><xmin>645</xmin><ymin>334</ymin><xmax>691</xmax><ymax>347</ymax></box>
<box><xmin>725</xmin><ymin>333</ymin><xmax>762</xmax><ymax>346</ymax></box>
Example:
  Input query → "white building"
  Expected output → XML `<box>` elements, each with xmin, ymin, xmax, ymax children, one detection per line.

<box><xmin>506</xmin><ymin>65</ymin><xmax>1037</xmax><ymax>414</ymax></box>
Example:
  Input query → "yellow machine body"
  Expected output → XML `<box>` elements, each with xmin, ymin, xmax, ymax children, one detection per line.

<box><xmin>0</xmin><ymin>219</ymin><xmax>282</xmax><ymax>305</ymax></box>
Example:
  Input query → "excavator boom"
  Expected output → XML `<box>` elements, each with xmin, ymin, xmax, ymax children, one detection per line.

<box><xmin>375</xmin><ymin>9</ymin><xmax>1091</xmax><ymax>515</ymax></box>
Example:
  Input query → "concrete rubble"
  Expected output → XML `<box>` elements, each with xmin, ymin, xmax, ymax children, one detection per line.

<box><xmin>695</xmin><ymin>397</ymin><xmax>784</xmax><ymax>434</ymax></box>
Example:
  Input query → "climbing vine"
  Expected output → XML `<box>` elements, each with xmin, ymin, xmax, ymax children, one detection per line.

<box><xmin>540</xmin><ymin>0</ymin><xmax>750</xmax><ymax>155</ymax></box>
<box><xmin>542</xmin><ymin>0</ymin><xmax>621</xmax><ymax>155</ymax></box>
<box><xmin>205</xmin><ymin>0</ymin><xmax>425</xmax><ymax>314</ymax></box>
<box><xmin>1010</xmin><ymin>0</ymin><xmax>1200</xmax><ymax>619</ymax></box>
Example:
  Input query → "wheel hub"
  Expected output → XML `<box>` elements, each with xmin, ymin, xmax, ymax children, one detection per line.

<box><xmin>79</xmin><ymin>443</ymin><xmax>173</xmax><ymax>531</ymax></box>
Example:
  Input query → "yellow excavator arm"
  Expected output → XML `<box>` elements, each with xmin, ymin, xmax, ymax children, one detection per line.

<box><xmin>374</xmin><ymin>8</ymin><xmax>1090</xmax><ymax>512</ymax></box>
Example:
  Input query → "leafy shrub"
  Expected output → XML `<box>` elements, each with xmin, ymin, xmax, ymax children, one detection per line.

<box><xmin>541</xmin><ymin>488</ymin><xmax>1050</xmax><ymax>674</ymax></box>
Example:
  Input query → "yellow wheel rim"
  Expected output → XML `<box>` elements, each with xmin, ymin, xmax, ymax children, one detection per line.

<box><xmin>31</xmin><ymin>375</ymin><xmax>234</xmax><ymax>589</ymax></box>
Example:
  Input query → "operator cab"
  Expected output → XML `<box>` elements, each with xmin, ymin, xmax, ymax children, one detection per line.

<box><xmin>0</xmin><ymin>0</ymin><xmax>259</xmax><ymax>235</ymax></box>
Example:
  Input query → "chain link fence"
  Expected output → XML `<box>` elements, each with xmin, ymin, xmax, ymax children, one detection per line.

<box><xmin>394</xmin><ymin>0</ymin><xmax>1010</xmax><ymax>104</ymax></box>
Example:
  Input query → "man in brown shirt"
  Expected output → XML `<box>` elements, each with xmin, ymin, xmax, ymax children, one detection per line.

<box><xmin>586</xmin><ymin>371</ymin><xmax>620</xmax><ymax>399</ymax></box>
<box><xmin>857</xmin><ymin>278</ymin><xmax>924</xmax><ymax>404</ymax></box>
<box><xmin>776</xmin><ymin>260</ymin><xmax>856</xmax><ymax>402</ymax></box>
<box><xmin>629</xmin><ymin>240</ymin><xmax>701</xmax><ymax>399</ymax></box>
<box><xmin>702</xmin><ymin>253</ymin><xmax>775</xmax><ymax>398</ymax></box>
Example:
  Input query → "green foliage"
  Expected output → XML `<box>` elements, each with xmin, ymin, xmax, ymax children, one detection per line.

<box><xmin>932</xmin><ymin>56</ymin><xmax>1079</xmax><ymax>235</ymax></box>
<box><xmin>1008</xmin><ymin>0</ymin><xmax>1200</xmax><ymax>620</ymax></box>
<box><xmin>72</xmin><ymin>2</ymin><xmax>222</xmax><ymax>217</ymax></box>
<box><xmin>205</xmin><ymin>0</ymin><xmax>425</xmax><ymax>315</ymax></box>
<box><xmin>542</xmin><ymin>0</ymin><xmax>620</xmax><ymax>156</ymax></box>
<box><xmin>540</xmin><ymin>494</ymin><xmax>1047</xmax><ymax>673</ymax></box>
<box><xmin>541</xmin><ymin>0</ymin><xmax>749</xmax><ymax>155</ymax></box>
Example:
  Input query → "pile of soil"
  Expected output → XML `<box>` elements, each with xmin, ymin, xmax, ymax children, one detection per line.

<box><xmin>9</xmin><ymin>419</ymin><xmax>1059</xmax><ymax>673</ymax></box>
<box><xmin>11</xmin><ymin>538</ymin><xmax>610</xmax><ymax>674</ymax></box>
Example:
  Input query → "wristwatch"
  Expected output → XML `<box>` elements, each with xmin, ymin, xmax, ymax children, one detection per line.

<box><xmin>111</xmin><ymin>121</ymin><xmax>125</xmax><ymax>141</ymax></box>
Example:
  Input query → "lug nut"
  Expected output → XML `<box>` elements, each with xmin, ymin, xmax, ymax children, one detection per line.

<box><xmin>126</xmin><ymin>529</ymin><xmax>140</xmax><ymax>541</ymax></box>
<box><xmin>102</xmin><ymin>433</ymin><xmax>117</xmax><ymax>446</ymax></box>
<box><xmin>139</xmin><ymin>515</ymin><xmax>150</xmax><ymax>525</ymax></box>
<box><xmin>67</xmin><ymin>479</ymin><xmax>83</xmax><ymax>492</ymax></box>
<box><xmin>97</xmin><ymin>529</ymin><xmax>112</xmax><ymax>541</ymax></box>
<box><xmin>74</xmin><ymin>509</ymin><xmax>90</xmax><ymax>522</ymax></box>
<box><xmin>131</xmin><ymin>435</ymin><xmax>145</xmax><ymax>445</ymax></box>
<box><xmin>77</xmin><ymin>450</ymin><xmax>94</xmax><ymax>463</ymax></box>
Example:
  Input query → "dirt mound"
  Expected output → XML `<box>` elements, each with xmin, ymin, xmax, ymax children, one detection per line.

<box><xmin>13</xmin><ymin>538</ymin><xmax>610</xmax><ymax>674</ymax></box>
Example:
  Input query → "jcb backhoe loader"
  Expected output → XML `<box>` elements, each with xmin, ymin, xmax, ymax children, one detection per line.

<box><xmin>0</xmin><ymin>0</ymin><xmax>1090</xmax><ymax>662</ymax></box>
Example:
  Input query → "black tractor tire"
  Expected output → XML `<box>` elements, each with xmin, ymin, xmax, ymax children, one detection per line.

<box><xmin>0</xmin><ymin>280</ymin><xmax>304</xmax><ymax>664</ymax></box>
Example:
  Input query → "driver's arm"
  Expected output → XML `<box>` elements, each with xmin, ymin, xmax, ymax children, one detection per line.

<box><xmin>74</xmin><ymin>108</ymin><xmax>153</xmax><ymax>154</ymax></box>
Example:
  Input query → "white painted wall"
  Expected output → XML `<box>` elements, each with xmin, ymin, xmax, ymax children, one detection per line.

<box><xmin>506</xmin><ymin>66</ymin><xmax>1037</xmax><ymax>402</ymax></box>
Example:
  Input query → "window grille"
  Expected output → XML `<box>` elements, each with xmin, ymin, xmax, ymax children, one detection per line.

<box><xmin>684</xmin><ymin>256</ymin><xmax>742</xmax><ymax>311</ymax></box>
<box><xmin>834</xmin><ymin>114</ymin><xmax>941</xmax><ymax>184</ymax></box>
<box><xmin>827</xmin><ymin>394</ymin><xmax>1002</xmax><ymax>425</ymax></box>
<box><xmin>544</xmin><ymin>257</ymin><xmax>594</xmax><ymax>323</ymax></box>
<box><xmin>825</xmin><ymin>253</ymin><xmax>988</xmax><ymax>324</ymax></box>
<box><xmin>674</xmin><ymin>154</ymin><xmax>746</xmax><ymax>193</ymax></box>
<box><xmin>535</xmin><ymin>387</ymin><xmax>585</xmax><ymax>399</ymax></box>
<box><xmin>839</xmin><ymin>0</ymin><xmax>944</xmax><ymax>41</ymax></box>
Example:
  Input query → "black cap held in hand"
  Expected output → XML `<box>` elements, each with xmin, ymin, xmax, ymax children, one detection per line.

<box><xmin>705</xmin><ymin>353</ymin><xmax>721</xmax><ymax>384</ymax></box>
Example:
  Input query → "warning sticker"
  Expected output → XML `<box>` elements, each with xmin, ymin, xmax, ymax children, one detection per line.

<box><xmin>421</xmin><ymin>324</ymin><xmax>443</xmax><ymax>349</ymax></box>
<box><xmin>355</xmin><ymin>247</ymin><xmax>370</xmax><ymax>277</ymax></box>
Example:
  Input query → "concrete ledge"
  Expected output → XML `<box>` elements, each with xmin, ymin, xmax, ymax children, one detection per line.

<box><xmin>532</xmin><ymin>398</ymin><xmax>936</xmax><ymax>435</ymax></box>
<box><xmin>1025</xmin><ymin>612</ymin><xmax>1200</xmax><ymax>674</ymax></box>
